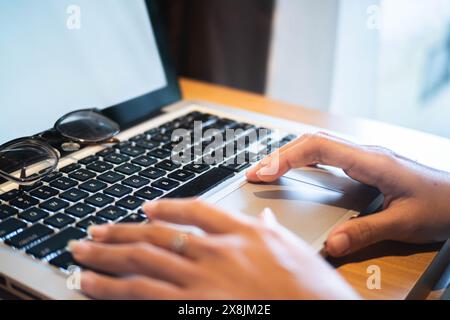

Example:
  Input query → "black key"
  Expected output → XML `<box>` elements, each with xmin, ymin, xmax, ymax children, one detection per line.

<box><xmin>103</xmin><ymin>153</ymin><xmax>129</xmax><ymax>165</ymax></box>
<box><xmin>44</xmin><ymin>213</ymin><xmax>75</xmax><ymax>229</ymax></box>
<box><xmin>168</xmin><ymin>170</ymin><xmax>195</xmax><ymax>182</ymax></box>
<box><xmin>21</xmin><ymin>181</ymin><xmax>44</xmax><ymax>192</ymax></box>
<box><xmin>116</xmin><ymin>196</ymin><xmax>144</xmax><ymax>210</ymax></box>
<box><xmin>130</xmin><ymin>133</ymin><xmax>147</xmax><ymax>142</ymax></box>
<box><xmin>113</xmin><ymin>141</ymin><xmax>132</xmax><ymax>150</ymax></box>
<box><xmin>145</xmin><ymin>127</ymin><xmax>161</xmax><ymax>135</ymax></box>
<box><xmin>152</xmin><ymin>178</ymin><xmax>180</xmax><ymax>191</ymax></box>
<box><xmin>118</xmin><ymin>213</ymin><xmax>147</xmax><ymax>224</ymax></box>
<box><xmin>97</xmin><ymin>206</ymin><xmax>127</xmax><ymax>221</ymax></box>
<box><xmin>97</xmin><ymin>171</ymin><xmax>125</xmax><ymax>184</ymax></box>
<box><xmin>49</xmin><ymin>252</ymin><xmax>80</xmax><ymax>270</ymax></box>
<box><xmin>5</xmin><ymin>224</ymin><xmax>54</xmax><ymax>249</ymax></box>
<box><xmin>184</xmin><ymin>163</ymin><xmax>210</xmax><ymax>174</ymax></box>
<box><xmin>135</xmin><ymin>140</ymin><xmax>159</xmax><ymax>150</ymax></box>
<box><xmin>139</xmin><ymin>167</ymin><xmax>166</xmax><ymax>180</ymax></box>
<box><xmin>150</xmin><ymin>133</ymin><xmax>171</xmax><ymax>143</ymax></box>
<box><xmin>0</xmin><ymin>218</ymin><xmax>27</xmax><ymax>239</ymax></box>
<box><xmin>122</xmin><ymin>176</ymin><xmax>150</xmax><ymax>189</ymax></box>
<box><xmin>135</xmin><ymin>187</ymin><xmax>163</xmax><ymax>200</ymax></box>
<box><xmin>79</xmin><ymin>179</ymin><xmax>107</xmax><ymax>193</ymax></box>
<box><xmin>219</xmin><ymin>158</ymin><xmax>251</xmax><ymax>172</ymax></box>
<box><xmin>96</xmin><ymin>148</ymin><xmax>115</xmax><ymax>157</ymax></box>
<box><xmin>120</xmin><ymin>146</ymin><xmax>146</xmax><ymax>157</ymax></box>
<box><xmin>156</xmin><ymin>159</ymin><xmax>181</xmax><ymax>172</ymax></box>
<box><xmin>77</xmin><ymin>216</ymin><xmax>107</xmax><ymax>230</ymax></box>
<box><xmin>40</xmin><ymin>198</ymin><xmax>70</xmax><ymax>212</ymax></box>
<box><xmin>131</xmin><ymin>155</ymin><xmax>157</xmax><ymax>167</ymax></box>
<box><xmin>18</xmin><ymin>208</ymin><xmax>49</xmax><ymax>223</ymax></box>
<box><xmin>87</xmin><ymin>161</ymin><xmax>113</xmax><ymax>173</ymax></box>
<box><xmin>10</xmin><ymin>195</ymin><xmax>39</xmax><ymax>210</ymax></box>
<box><xmin>66</xmin><ymin>203</ymin><xmax>95</xmax><ymax>218</ymax></box>
<box><xmin>0</xmin><ymin>189</ymin><xmax>22</xmax><ymax>201</ymax></box>
<box><xmin>85</xmin><ymin>193</ymin><xmax>114</xmax><ymax>207</ymax></box>
<box><xmin>30</xmin><ymin>186</ymin><xmax>59</xmax><ymax>200</ymax></box>
<box><xmin>60</xmin><ymin>163</ymin><xmax>82</xmax><ymax>174</ymax></box>
<box><xmin>41</xmin><ymin>172</ymin><xmax>63</xmax><ymax>183</ymax></box>
<box><xmin>69</xmin><ymin>169</ymin><xmax>96</xmax><ymax>182</ymax></box>
<box><xmin>60</xmin><ymin>188</ymin><xmax>89</xmax><ymax>202</ymax></box>
<box><xmin>148</xmin><ymin>148</ymin><xmax>171</xmax><ymax>159</ymax></box>
<box><xmin>104</xmin><ymin>184</ymin><xmax>132</xmax><ymax>198</ymax></box>
<box><xmin>78</xmin><ymin>155</ymin><xmax>100</xmax><ymax>165</ymax></box>
<box><xmin>164</xmin><ymin>167</ymin><xmax>234</xmax><ymax>199</ymax></box>
<box><xmin>0</xmin><ymin>204</ymin><xmax>18</xmax><ymax>220</ymax></box>
<box><xmin>115</xmin><ymin>163</ymin><xmax>141</xmax><ymax>175</ymax></box>
<box><xmin>26</xmin><ymin>227</ymin><xmax>86</xmax><ymax>259</ymax></box>
<box><xmin>50</xmin><ymin>177</ymin><xmax>78</xmax><ymax>191</ymax></box>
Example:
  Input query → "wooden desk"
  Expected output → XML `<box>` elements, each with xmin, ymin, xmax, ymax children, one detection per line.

<box><xmin>181</xmin><ymin>78</ymin><xmax>450</xmax><ymax>300</ymax></box>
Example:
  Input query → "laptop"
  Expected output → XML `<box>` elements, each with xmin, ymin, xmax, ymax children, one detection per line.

<box><xmin>0</xmin><ymin>0</ymin><xmax>381</xmax><ymax>299</ymax></box>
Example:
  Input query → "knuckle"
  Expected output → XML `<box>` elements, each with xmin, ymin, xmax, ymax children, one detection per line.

<box><xmin>353</xmin><ymin>220</ymin><xmax>375</xmax><ymax>244</ymax></box>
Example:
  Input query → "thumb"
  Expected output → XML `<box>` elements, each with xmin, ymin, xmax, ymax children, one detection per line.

<box><xmin>325</xmin><ymin>209</ymin><xmax>400</xmax><ymax>257</ymax></box>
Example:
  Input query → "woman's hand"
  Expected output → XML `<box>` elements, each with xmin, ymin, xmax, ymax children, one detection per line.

<box><xmin>69</xmin><ymin>200</ymin><xmax>358</xmax><ymax>300</ymax></box>
<box><xmin>247</xmin><ymin>132</ymin><xmax>450</xmax><ymax>257</ymax></box>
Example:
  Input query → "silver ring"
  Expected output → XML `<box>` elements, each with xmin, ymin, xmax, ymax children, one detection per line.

<box><xmin>171</xmin><ymin>233</ymin><xmax>189</xmax><ymax>255</ymax></box>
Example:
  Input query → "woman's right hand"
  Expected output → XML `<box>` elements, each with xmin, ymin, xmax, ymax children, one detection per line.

<box><xmin>246</xmin><ymin>132</ymin><xmax>450</xmax><ymax>257</ymax></box>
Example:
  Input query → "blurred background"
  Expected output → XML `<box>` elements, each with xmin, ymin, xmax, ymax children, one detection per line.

<box><xmin>155</xmin><ymin>0</ymin><xmax>450</xmax><ymax>139</ymax></box>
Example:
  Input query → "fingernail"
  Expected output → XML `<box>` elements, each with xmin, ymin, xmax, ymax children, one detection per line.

<box><xmin>87</xmin><ymin>225</ymin><xmax>107</xmax><ymax>240</ymax></box>
<box><xmin>327</xmin><ymin>233</ymin><xmax>350</xmax><ymax>255</ymax></box>
<box><xmin>68</xmin><ymin>240</ymin><xmax>90</xmax><ymax>254</ymax></box>
<box><xmin>257</xmin><ymin>165</ymin><xmax>274</xmax><ymax>177</ymax></box>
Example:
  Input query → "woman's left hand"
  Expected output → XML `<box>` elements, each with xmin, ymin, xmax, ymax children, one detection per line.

<box><xmin>69</xmin><ymin>199</ymin><xmax>358</xmax><ymax>300</ymax></box>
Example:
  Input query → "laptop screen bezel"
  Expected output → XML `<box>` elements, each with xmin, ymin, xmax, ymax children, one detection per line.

<box><xmin>100</xmin><ymin>0</ymin><xmax>181</xmax><ymax>130</ymax></box>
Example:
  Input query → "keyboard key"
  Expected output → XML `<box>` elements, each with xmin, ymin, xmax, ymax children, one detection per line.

<box><xmin>184</xmin><ymin>163</ymin><xmax>210</xmax><ymax>174</ymax></box>
<box><xmin>139</xmin><ymin>167</ymin><xmax>166</xmax><ymax>180</ymax></box>
<box><xmin>152</xmin><ymin>178</ymin><xmax>180</xmax><ymax>191</ymax></box>
<box><xmin>156</xmin><ymin>159</ymin><xmax>181</xmax><ymax>172</ymax></box>
<box><xmin>86</xmin><ymin>161</ymin><xmax>113</xmax><ymax>173</ymax></box>
<box><xmin>135</xmin><ymin>187</ymin><xmax>163</xmax><ymax>200</ymax></box>
<box><xmin>164</xmin><ymin>167</ymin><xmax>234</xmax><ymax>199</ymax></box>
<box><xmin>26</xmin><ymin>227</ymin><xmax>86</xmax><ymax>259</ymax></box>
<box><xmin>97</xmin><ymin>206</ymin><xmax>127</xmax><ymax>221</ymax></box>
<box><xmin>148</xmin><ymin>148</ymin><xmax>171</xmax><ymax>159</ymax></box>
<box><xmin>21</xmin><ymin>181</ymin><xmax>44</xmax><ymax>192</ymax></box>
<box><xmin>49</xmin><ymin>252</ymin><xmax>80</xmax><ymax>270</ymax></box>
<box><xmin>59</xmin><ymin>163</ymin><xmax>81</xmax><ymax>174</ymax></box>
<box><xmin>79</xmin><ymin>180</ymin><xmax>107</xmax><ymax>193</ymax></box>
<box><xmin>5</xmin><ymin>224</ymin><xmax>54</xmax><ymax>249</ymax></box>
<box><xmin>0</xmin><ymin>189</ymin><xmax>22</xmax><ymax>201</ymax></box>
<box><xmin>50</xmin><ymin>177</ymin><xmax>78</xmax><ymax>191</ymax></box>
<box><xmin>168</xmin><ymin>170</ymin><xmax>195</xmax><ymax>182</ymax></box>
<box><xmin>115</xmin><ymin>163</ymin><xmax>141</xmax><ymax>175</ymax></box>
<box><xmin>135</xmin><ymin>140</ymin><xmax>159</xmax><ymax>150</ymax></box>
<box><xmin>40</xmin><ymin>198</ymin><xmax>70</xmax><ymax>212</ymax></box>
<box><xmin>0</xmin><ymin>204</ymin><xmax>18</xmax><ymax>220</ymax></box>
<box><xmin>60</xmin><ymin>188</ymin><xmax>89</xmax><ymax>202</ymax></box>
<box><xmin>120</xmin><ymin>146</ymin><xmax>146</xmax><ymax>157</ymax></box>
<box><xmin>30</xmin><ymin>186</ymin><xmax>59</xmax><ymax>200</ymax></box>
<box><xmin>220</xmin><ymin>158</ymin><xmax>251</xmax><ymax>172</ymax></box>
<box><xmin>66</xmin><ymin>203</ymin><xmax>95</xmax><ymax>218</ymax></box>
<box><xmin>18</xmin><ymin>208</ymin><xmax>49</xmax><ymax>223</ymax></box>
<box><xmin>77</xmin><ymin>216</ymin><xmax>107</xmax><ymax>230</ymax></box>
<box><xmin>122</xmin><ymin>176</ymin><xmax>150</xmax><ymax>189</ymax></box>
<box><xmin>0</xmin><ymin>218</ymin><xmax>27</xmax><ymax>239</ymax></box>
<box><xmin>85</xmin><ymin>193</ymin><xmax>114</xmax><ymax>207</ymax></box>
<box><xmin>116</xmin><ymin>196</ymin><xmax>144</xmax><ymax>210</ymax></box>
<box><xmin>78</xmin><ymin>155</ymin><xmax>100</xmax><ymax>165</ymax></box>
<box><xmin>104</xmin><ymin>184</ymin><xmax>132</xmax><ymax>198</ymax></box>
<box><xmin>97</xmin><ymin>171</ymin><xmax>125</xmax><ymax>184</ymax></box>
<box><xmin>131</xmin><ymin>155</ymin><xmax>158</xmax><ymax>167</ymax></box>
<box><xmin>10</xmin><ymin>195</ymin><xmax>39</xmax><ymax>210</ymax></box>
<box><xmin>96</xmin><ymin>148</ymin><xmax>115</xmax><ymax>157</ymax></box>
<box><xmin>118</xmin><ymin>213</ymin><xmax>147</xmax><ymax>224</ymax></box>
<box><xmin>69</xmin><ymin>169</ymin><xmax>96</xmax><ymax>182</ymax></box>
<box><xmin>41</xmin><ymin>172</ymin><xmax>63</xmax><ymax>183</ymax></box>
<box><xmin>103</xmin><ymin>153</ymin><xmax>129</xmax><ymax>165</ymax></box>
<box><xmin>150</xmin><ymin>133</ymin><xmax>171</xmax><ymax>143</ymax></box>
<box><xmin>44</xmin><ymin>213</ymin><xmax>75</xmax><ymax>229</ymax></box>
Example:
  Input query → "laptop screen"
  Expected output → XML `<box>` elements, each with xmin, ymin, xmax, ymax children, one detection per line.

<box><xmin>0</xmin><ymin>0</ymin><xmax>167</xmax><ymax>145</ymax></box>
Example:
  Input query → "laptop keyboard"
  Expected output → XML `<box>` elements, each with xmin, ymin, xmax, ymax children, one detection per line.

<box><xmin>0</xmin><ymin>111</ymin><xmax>297</xmax><ymax>272</ymax></box>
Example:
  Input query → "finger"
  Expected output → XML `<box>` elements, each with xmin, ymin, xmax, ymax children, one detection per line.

<box><xmin>142</xmin><ymin>199</ymin><xmax>249</xmax><ymax>234</ymax></box>
<box><xmin>69</xmin><ymin>241</ymin><xmax>197</xmax><ymax>285</ymax></box>
<box><xmin>88</xmin><ymin>223</ymin><xmax>208</xmax><ymax>259</ymax></box>
<box><xmin>325</xmin><ymin>207</ymin><xmax>404</xmax><ymax>257</ymax></box>
<box><xmin>81</xmin><ymin>271</ymin><xmax>182</xmax><ymax>300</ymax></box>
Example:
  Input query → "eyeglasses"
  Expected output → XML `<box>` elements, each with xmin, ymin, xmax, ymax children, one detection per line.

<box><xmin>0</xmin><ymin>109</ymin><xmax>120</xmax><ymax>185</ymax></box>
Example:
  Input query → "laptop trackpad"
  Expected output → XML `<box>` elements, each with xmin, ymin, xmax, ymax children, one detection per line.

<box><xmin>214</xmin><ymin>168</ymin><xmax>378</xmax><ymax>244</ymax></box>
